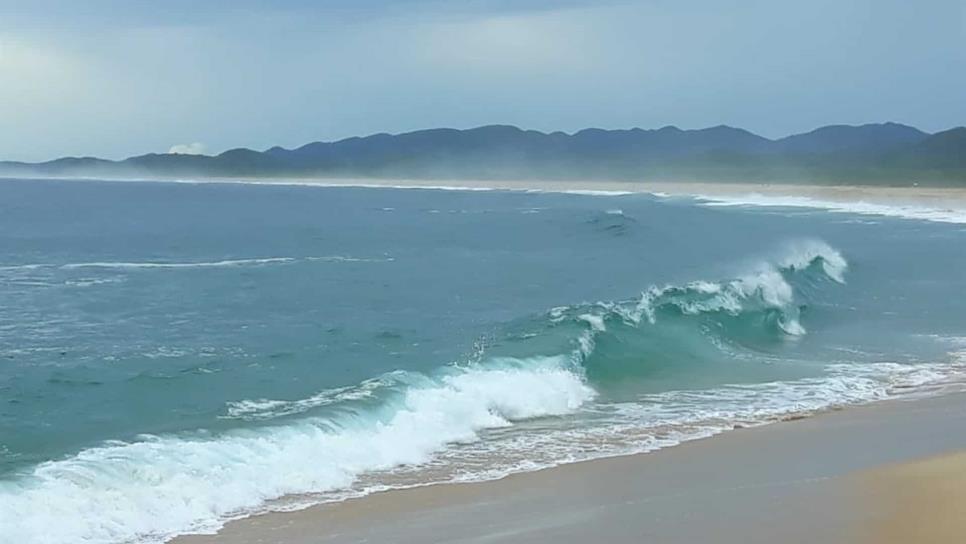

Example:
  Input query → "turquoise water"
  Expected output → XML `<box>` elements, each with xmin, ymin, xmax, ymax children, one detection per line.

<box><xmin>1</xmin><ymin>179</ymin><xmax>964</xmax><ymax>543</ymax></box>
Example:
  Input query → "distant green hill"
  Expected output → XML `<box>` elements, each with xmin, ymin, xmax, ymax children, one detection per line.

<box><xmin>2</xmin><ymin>123</ymin><xmax>964</xmax><ymax>185</ymax></box>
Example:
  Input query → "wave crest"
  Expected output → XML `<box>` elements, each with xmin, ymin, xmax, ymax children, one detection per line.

<box><xmin>0</xmin><ymin>357</ymin><xmax>592</xmax><ymax>544</ymax></box>
<box><xmin>573</xmin><ymin>239</ymin><xmax>847</xmax><ymax>340</ymax></box>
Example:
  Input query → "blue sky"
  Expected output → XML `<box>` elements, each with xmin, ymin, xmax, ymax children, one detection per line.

<box><xmin>1</xmin><ymin>0</ymin><xmax>964</xmax><ymax>161</ymax></box>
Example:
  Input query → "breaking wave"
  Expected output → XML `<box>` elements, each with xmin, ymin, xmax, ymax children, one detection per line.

<box><xmin>2</xmin><ymin>240</ymin><xmax>962</xmax><ymax>544</ymax></box>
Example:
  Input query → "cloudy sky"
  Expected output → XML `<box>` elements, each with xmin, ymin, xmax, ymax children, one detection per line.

<box><xmin>1</xmin><ymin>0</ymin><xmax>964</xmax><ymax>161</ymax></box>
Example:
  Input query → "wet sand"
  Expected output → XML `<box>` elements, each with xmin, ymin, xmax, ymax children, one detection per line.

<box><xmin>853</xmin><ymin>451</ymin><xmax>966</xmax><ymax>544</ymax></box>
<box><xmin>175</xmin><ymin>392</ymin><xmax>966</xmax><ymax>544</ymax></box>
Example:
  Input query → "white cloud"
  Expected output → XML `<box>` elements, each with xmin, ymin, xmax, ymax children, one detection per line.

<box><xmin>167</xmin><ymin>142</ymin><xmax>207</xmax><ymax>155</ymax></box>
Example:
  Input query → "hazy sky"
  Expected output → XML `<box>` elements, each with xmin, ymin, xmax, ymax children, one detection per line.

<box><xmin>1</xmin><ymin>0</ymin><xmax>964</xmax><ymax>161</ymax></box>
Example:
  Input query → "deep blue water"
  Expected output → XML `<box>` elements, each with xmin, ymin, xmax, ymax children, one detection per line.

<box><xmin>1</xmin><ymin>178</ymin><xmax>964</xmax><ymax>544</ymax></box>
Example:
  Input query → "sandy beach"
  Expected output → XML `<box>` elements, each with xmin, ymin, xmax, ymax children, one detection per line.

<box><xmin>854</xmin><ymin>451</ymin><xmax>966</xmax><ymax>544</ymax></box>
<box><xmin>174</xmin><ymin>390</ymin><xmax>966</xmax><ymax>544</ymax></box>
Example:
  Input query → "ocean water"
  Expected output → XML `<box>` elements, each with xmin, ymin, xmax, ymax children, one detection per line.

<box><xmin>1</xmin><ymin>178</ymin><xmax>965</xmax><ymax>544</ymax></box>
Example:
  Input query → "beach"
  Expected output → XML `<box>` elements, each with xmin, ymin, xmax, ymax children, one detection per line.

<box><xmin>857</xmin><ymin>450</ymin><xmax>966</xmax><ymax>544</ymax></box>
<box><xmin>176</xmin><ymin>390</ymin><xmax>966</xmax><ymax>544</ymax></box>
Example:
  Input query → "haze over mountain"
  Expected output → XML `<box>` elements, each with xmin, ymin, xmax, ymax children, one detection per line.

<box><xmin>2</xmin><ymin>123</ymin><xmax>964</xmax><ymax>185</ymax></box>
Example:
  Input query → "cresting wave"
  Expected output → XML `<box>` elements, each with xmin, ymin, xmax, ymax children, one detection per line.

<box><xmin>2</xmin><ymin>240</ymin><xmax>963</xmax><ymax>544</ymax></box>
<box><xmin>557</xmin><ymin>239</ymin><xmax>848</xmax><ymax>344</ymax></box>
<box><xmin>0</xmin><ymin>358</ymin><xmax>594</xmax><ymax>544</ymax></box>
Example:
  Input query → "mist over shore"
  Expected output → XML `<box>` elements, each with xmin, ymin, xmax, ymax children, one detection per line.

<box><xmin>3</xmin><ymin>123</ymin><xmax>965</xmax><ymax>185</ymax></box>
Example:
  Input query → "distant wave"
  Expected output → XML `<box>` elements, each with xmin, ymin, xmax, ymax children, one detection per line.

<box><xmin>40</xmin><ymin>176</ymin><xmax>639</xmax><ymax>197</ymax></box>
<box><xmin>696</xmin><ymin>193</ymin><xmax>966</xmax><ymax>224</ymax></box>
<box><xmin>0</xmin><ymin>255</ymin><xmax>392</xmax><ymax>272</ymax></box>
<box><xmin>61</xmin><ymin>257</ymin><xmax>298</xmax><ymax>269</ymax></box>
<box><xmin>11</xmin><ymin>178</ymin><xmax>964</xmax><ymax>221</ymax></box>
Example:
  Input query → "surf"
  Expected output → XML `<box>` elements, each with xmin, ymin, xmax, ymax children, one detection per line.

<box><xmin>3</xmin><ymin>239</ymin><xmax>964</xmax><ymax>544</ymax></box>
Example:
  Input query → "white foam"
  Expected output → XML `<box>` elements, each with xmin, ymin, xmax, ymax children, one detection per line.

<box><xmin>61</xmin><ymin>257</ymin><xmax>297</xmax><ymax>269</ymax></box>
<box><xmin>16</xmin><ymin>175</ymin><xmax>643</xmax><ymax>198</ymax></box>
<box><xmin>775</xmin><ymin>239</ymin><xmax>848</xmax><ymax>283</ymax></box>
<box><xmin>600</xmin><ymin>361</ymin><xmax>966</xmax><ymax>437</ymax></box>
<box><xmin>559</xmin><ymin>189</ymin><xmax>633</xmax><ymax>196</ymax></box>
<box><xmin>356</xmin><ymin>357</ymin><xmax>966</xmax><ymax>498</ymax></box>
<box><xmin>305</xmin><ymin>255</ymin><xmax>394</xmax><ymax>263</ymax></box>
<box><xmin>0</xmin><ymin>358</ymin><xmax>594</xmax><ymax>544</ymax></box>
<box><xmin>624</xmin><ymin>240</ymin><xmax>848</xmax><ymax>336</ymax></box>
<box><xmin>0</xmin><ymin>256</ymin><xmax>390</xmax><ymax>272</ymax></box>
<box><xmin>577</xmin><ymin>313</ymin><xmax>607</xmax><ymax>333</ymax></box>
<box><xmin>0</xmin><ymin>264</ymin><xmax>46</xmax><ymax>271</ymax></box>
<box><xmin>63</xmin><ymin>276</ymin><xmax>126</xmax><ymax>287</ymax></box>
<box><xmin>223</xmin><ymin>373</ymin><xmax>402</xmax><ymax>421</ymax></box>
<box><xmin>697</xmin><ymin>193</ymin><xmax>966</xmax><ymax>224</ymax></box>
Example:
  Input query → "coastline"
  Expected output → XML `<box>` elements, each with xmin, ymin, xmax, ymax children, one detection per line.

<box><xmin>176</xmin><ymin>391</ymin><xmax>966</xmax><ymax>544</ymax></box>
<box><xmin>282</xmin><ymin>178</ymin><xmax>966</xmax><ymax>223</ymax></box>
<box><xmin>7</xmin><ymin>176</ymin><xmax>966</xmax><ymax>223</ymax></box>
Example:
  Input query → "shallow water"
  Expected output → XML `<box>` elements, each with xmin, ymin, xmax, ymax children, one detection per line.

<box><xmin>1</xmin><ymin>178</ymin><xmax>964</xmax><ymax>543</ymax></box>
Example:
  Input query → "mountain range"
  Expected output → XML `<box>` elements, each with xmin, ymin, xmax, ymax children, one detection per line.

<box><xmin>2</xmin><ymin>122</ymin><xmax>964</xmax><ymax>185</ymax></box>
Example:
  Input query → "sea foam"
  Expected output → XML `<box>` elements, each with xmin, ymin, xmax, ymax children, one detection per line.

<box><xmin>0</xmin><ymin>358</ymin><xmax>593</xmax><ymax>544</ymax></box>
<box><xmin>696</xmin><ymin>193</ymin><xmax>966</xmax><ymax>224</ymax></box>
<box><xmin>0</xmin><ymin>255</ymin><xmax>390</xmax><ymax>273</ymax></box>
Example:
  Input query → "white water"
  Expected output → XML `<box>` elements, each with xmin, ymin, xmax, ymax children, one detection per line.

<box><xmin>696</xmin><ymin>193</ymin><xmax>966</xmax><ymax>224</ymax></box>
<box><xmin>0</xmin><ymin>255</ymin><xmax>391</xmax><ymax>272</ymax></box>
<box><xmin>4</xmin><ymin>348</ymin><xmax>961</xmax><ymax>544</ymax></box>
<box><xmin>602</xmin><ymin>239</ymin><xmax>846</xmax><ymax>336</ymax></box>
<box><xmin>0</xmin><ymin>358</ymin><xmax>593</xmax><ymax>544</ymax></box>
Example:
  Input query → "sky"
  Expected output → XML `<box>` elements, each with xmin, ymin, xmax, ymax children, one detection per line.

<box><xmin>1</xmin><ymin>0</ymin><xmax>964</xmax><ymax>162</ymax></box>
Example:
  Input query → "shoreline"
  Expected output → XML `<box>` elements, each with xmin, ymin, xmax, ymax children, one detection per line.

<box><xmin>176</xmin><ymin>390</ymin><xmax>966</xmax><ymax>544</ymax></box>
<box><xmin>7</xmin><ymin>176</ymin><xmax>966</xmax><ymax>223</ymax></box>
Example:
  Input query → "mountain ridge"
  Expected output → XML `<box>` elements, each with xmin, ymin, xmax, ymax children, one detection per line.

<box><xmin>2</xmin><ymin>123</ymin><xmax>963</xmax><ymax>185</ymax></box>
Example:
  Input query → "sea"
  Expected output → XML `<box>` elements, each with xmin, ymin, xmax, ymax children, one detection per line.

<box><xmin>1</xmin><ymin>178</ymin><xmax>965</xmax><ymax>543</ymax></box>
